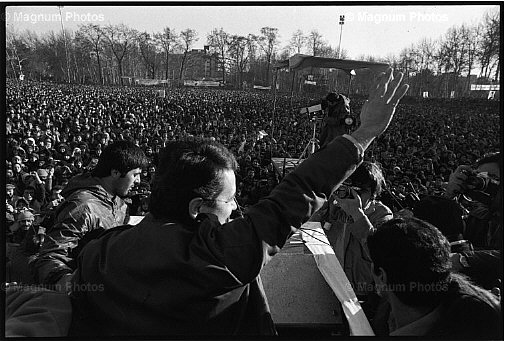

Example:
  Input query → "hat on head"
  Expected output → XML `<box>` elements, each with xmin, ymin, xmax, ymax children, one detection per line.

<box><xmin>17</xmin><ymin>210</ymin><xmax>35</xmax><ymax>221</ymax></box>
<box><xmin>37</xmin><ymin>168</ymin><xmax>49</xmax><ymax>178</ymax></box>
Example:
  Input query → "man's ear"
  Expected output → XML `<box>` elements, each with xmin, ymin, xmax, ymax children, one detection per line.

<box><xmin>372</xmin><ymin>263</ymin><xmax>387</xmax><ymax>285</ymax></box>
<box><xmin>188</xmin><ymin>197</ymin><xmax>204</xmax><ymax>220</ymax></box>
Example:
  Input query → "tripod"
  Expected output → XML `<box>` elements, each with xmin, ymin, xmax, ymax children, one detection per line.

<box><xmin>297</xmin><ymin>117</ymin><xmax>319</xmax><ymax>164</ymax></box>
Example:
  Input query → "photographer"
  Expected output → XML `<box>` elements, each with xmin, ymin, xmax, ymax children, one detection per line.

<box><xmin>309</xmin><ymin>161</ymin><xmax>393</xmax><ymax>305</ymax></box>
<box><xmin>445</xmin><ymin>152</ymin><xmax>501</xmax><ymax>249</ymax></box>
<box><xmin>444</xmin><ymin>152</ymin><xmax>502</xmax><ymax>290</ymax></box>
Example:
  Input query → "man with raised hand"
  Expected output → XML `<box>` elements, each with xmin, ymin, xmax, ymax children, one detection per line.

<box><xmin>69</xmin><ymin>69</ymin><xmax>408</xmax><ymax>336</ymax></box>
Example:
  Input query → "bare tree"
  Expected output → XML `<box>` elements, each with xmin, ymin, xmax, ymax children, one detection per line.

<box><xmin>306</xmin><ymin>30</ymin><xmax>325</xmax><ymax>56</ymax></box>
<box><xmin>459</xmin><ymin>24</ymin><xmax>480</xmax><ymax>92</ymax></box>
<box><xmin>228</xmin><ymin>35</ymin><xmax>249</xmax><ymax>87</ymax></box>
<box><xmin>207</xmin><ymin>28</ymin><xmax>229</xmax><ymax>82</ymax></box>
<box><xmin>289</xmin><ymin>29</ymin><xmax>306</xmax><ymax>54</ymax></box>
<box><xmin>478</xmin><ymin>9</ymin><xmax>500</xmax><ymax>80</ymax></box>
<box><xmin>102</xmin><ymin>24</ymin><xmax>136</xmax><ymax>85</ymax></box>
<box><xmin>154</xmin><ymin>27</ymin><xmax>178</xmax><ymax>81</ymax></box>
<box><xmin>258</xmin><ymin>27</ymin><xmax>280</xmax><ymax>85</ymax></box>
<box><xmin>179</xmin><ymin>29</ymin><xmax>198</xmax><ymax>82</ymax></box>
<box><xmin>137</xmin><ymin>32</ymin><xmax>160</xmax><ymax>79</ymax></box>
<box><xmin>78</xmin><ymin>24</ymin><xmax>105</xmax><ymax>84</ymax></box>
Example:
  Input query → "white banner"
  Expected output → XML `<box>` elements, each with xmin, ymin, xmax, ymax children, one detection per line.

<box><xmin>471</xmin><ymin>84</ymin><xmax>500</xmax><ymax>91</ymax></box>
<box><xmin>136</xmin><ymin>79</ymin><xmax>168</xmax><ymax>86</ymax></box>
<box><xmin>300</xmin><ymin>222</ymin><xmax>374</xmax><ymax>336</ymax></box>
<box><xmin>184</xmin><ymin>80</ymin><xmax>223</xmax><ymax>87</ymax></box>
<box><xmin>253</xmin><ymin>85</ymin><xmax>271</xmax><ymax>90</ymax></box>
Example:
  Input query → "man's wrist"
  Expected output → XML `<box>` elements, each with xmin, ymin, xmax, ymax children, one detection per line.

<box><xmin>342</xmin><ymin>134</ymin><xmax>365</xmax><ymax>156</ymax></box>
<box><xmin>348</xmin><ymin>129</ymin><xmax>376</xmax><ymax>152</ymax></box>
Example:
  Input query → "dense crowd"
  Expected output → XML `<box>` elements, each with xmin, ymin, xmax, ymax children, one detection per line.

<box><xmin>4</xmin><ymin>76</ymin><xmax>502</xmax><ymax>337</ymax></box>
<box><xmin>6</xmin><ymin>79</ymin><xmax>500</xmax><ymax>223</ymax></box>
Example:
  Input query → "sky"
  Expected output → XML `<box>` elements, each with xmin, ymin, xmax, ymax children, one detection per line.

<box><xmin>5</xmin><ymin>4</ymin><xmax>499</xmax><ymax>60</ymax></box>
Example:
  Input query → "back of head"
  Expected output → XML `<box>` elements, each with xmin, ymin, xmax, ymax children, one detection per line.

<box><xmin>413</xmin><ymin>195</ymin><xmax>464</xmax><ymax>242</ymax></box>
<box><xmin>91</xmin><ymin>140</ymin><xmax>148</xmax><ymax>178</ymax></box>
<box><xmin>326</xmin><ymin>92</ymin><xmax>350</xmax><ymax>113</ymax></box>
<box><xmin>349</xmin><ymin>161</ymin><xmax>385</xmax><ymax>199</ymax></box>
<box><xmin>476</xmin><ymin>152</ymin><xmax>501</xmax><ymax>171</ymax></box>
<box><xmin>149</xmin><ymin>138</ymin><xmax>237</xmax><ymax>224</ymax></box>
<box><xmin>367</xmin><ymin>217</ymin><xmax>451</xmax><ymax>307</ymax></box>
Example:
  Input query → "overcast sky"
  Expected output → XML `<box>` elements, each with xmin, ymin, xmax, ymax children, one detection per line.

<box><xmin>5</xmin><ymin>4</ymin><xmax>498</xmax><ymax>60</ymax></box>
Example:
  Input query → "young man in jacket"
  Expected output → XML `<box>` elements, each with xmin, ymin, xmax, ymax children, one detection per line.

<box><xmin>33</xmin><ymin>140</ymin><xmax>148</xmax><ymax>287</ymax></box>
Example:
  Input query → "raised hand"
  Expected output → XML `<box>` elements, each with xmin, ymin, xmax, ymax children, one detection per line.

<box><xmin>351</xmin><ymin>68</ymin><xmax>409</xmax><ymax>150</ymax></box>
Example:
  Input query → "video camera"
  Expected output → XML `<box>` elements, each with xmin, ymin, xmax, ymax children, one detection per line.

<box><xmin>323</xmin><ymin>93</ymin><xmax>356</xmax><ymax>128</ymax></box>
<box><xmin>462</xmin><ymin>170</ymin><xmax>499</xmax><ymax>205</ymax></box>
<box><xmin>299</xmin><ymin>104</ymin><xmax>324</xmax><ymax>119</ymax></box>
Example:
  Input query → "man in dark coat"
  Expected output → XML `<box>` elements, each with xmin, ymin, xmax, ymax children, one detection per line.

<box><xmin>69</xmin><ymin>69</ymin><xmax>408</xmax><ymax>336</ymax></box>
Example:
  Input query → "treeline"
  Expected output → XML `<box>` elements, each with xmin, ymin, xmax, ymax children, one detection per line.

<box><xmin>5</xmin><ymin>7</ymin><xmax>499</xmax><ymax>97</ymax></box>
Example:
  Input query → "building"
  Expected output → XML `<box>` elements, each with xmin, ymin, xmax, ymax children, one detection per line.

<box><xmin>168</xmin><ymin>48</ymin><xmax>221</xmax><ymax>82</ymax></box>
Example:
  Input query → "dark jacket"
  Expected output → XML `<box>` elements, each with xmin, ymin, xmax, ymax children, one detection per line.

<box><xmin>33</xmin><ymin>173</ymin><xmax>128</xmax><ymax>285</ymax></box>
<box><xmin>388</xmin><ymin>273</ymin><xmax>501</xmax><ymax>338</ymax></box>
<box><xmin>69</xmin><ymin>136</ymin><xmax>363</xmax><ymax>336</ymax></box>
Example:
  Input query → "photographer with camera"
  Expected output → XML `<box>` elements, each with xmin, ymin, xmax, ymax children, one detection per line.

<box><xmin>309</xmin><ymin>161</ymin><xmax>393</xmax><ymax>314</ymax></box>
<box><xmin>444</xmin><ymin>152</ymin><xmax>502</xmax><ymax>291</ymax></box>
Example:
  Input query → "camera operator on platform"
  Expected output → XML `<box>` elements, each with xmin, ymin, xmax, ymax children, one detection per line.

<box><xmin>320</xmin><ymin>92</ymin><xmax>356</xmax><ymax>148</ymax></box>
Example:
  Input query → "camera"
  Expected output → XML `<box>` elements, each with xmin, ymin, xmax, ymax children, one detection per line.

<box><xmin>335</xmin><ymin>185</ymin><xmax>355</xmax><ymax>199</ymax></box>
<box><xmin>450</xmin><ymin>239</ymin><xmax>473</xmax><ymax>253</ymax></box>
<box><xmin>462</xmin><ymin>170</ymin><xmax>499</xmax><ymax>205</ymax></box>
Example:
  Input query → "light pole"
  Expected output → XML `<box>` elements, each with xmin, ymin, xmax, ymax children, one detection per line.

<box><xmin>338</xmin><ymin>15</ymin><xmax>345</xmax><ymax>58</ymax></box>
<box><xmin>58</xmin><ymin>6</ymin><xmax>71</xmax><ymax>83</ymax></box>
<box><xmin>335</xmin><ymin>15</ymin><xmax>345</xmax><ymax>92</ymax></box>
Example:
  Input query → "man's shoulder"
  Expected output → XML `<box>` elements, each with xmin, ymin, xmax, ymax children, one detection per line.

<box><xmin>445</xmin><ymin>275</ymin><xmax>500</xmax><ymax>315</ymax></box>
<box><xmin>431</xmin><ymin>276</ymin><xmax>501</xmax><ymax>337</ymax></box>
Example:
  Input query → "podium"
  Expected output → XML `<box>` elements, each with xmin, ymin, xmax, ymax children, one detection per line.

<box><xmin>260</xmin><ymin>232</ymin><xmax>345</xmax><ymax>335</ymax></box>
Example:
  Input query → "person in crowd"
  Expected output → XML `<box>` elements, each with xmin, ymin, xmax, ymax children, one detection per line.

<box><xmin>67</xmin><ymin>69</ymin><xmax>408</xmax><ymax>336</ymax></box>
<box><xmin>7</xmin><ymin>183</ymin><xmax>21</xmax><ymax>209</ymax></box>
<box><xmin>21</xmin><ymin>186</ymin><xmax>44</xmax><ymax>214</ymax></box>
<box><xmin>32</xmin><ymin>141</ymin><xmax>149</xmax><ymax>287</ymax></box>
<box><xmin>445</xmin><ymin>152</ymin><xmax>502</xmax><ymax>249</ymax></box>
<box><xmin>320</xmin><ymin>92</ymin><xmax>352</xmax><ymax>147</ymax></box>
<box><xmin>41</xmin><ymin>185</ymin><xmax>65</xmax><ymax>212</ymax></box>
<box><xmin>310</xmin><ymin>162</ymin><xmax>392</xmax><ymax>293</ymax></box>
<box><xmin>367</xmin><ymin>217</ymin><xmax>500</xmax><ymax>337</ymax></box>
<box><xmin>442</xmin><ymin>152</ymin><xmax>502</xmax><ymax>290</ymax></box>
<box><xmin>7</xmin><ymin>210</ymin><xmax>36</xmax><ymax>245</ymax></box>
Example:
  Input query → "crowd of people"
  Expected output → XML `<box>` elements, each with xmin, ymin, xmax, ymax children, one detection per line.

<box><xmin>4</xmin><ymin>75</ymin><xmax>502</xmax><ymax>337</ymax></box>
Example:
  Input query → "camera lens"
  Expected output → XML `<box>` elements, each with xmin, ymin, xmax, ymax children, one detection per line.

<box><xmin>467</xmin><ymin>175</ymin><xmax>486</xmax><ymax>191</ymax></box>
<box><xmin>336</xmin><ymin>185</ymin><xmax>351</xmax><ymax>199</ymax></box>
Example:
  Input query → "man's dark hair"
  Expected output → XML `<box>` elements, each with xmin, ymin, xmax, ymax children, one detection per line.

<box><xmin>367</xmin><ymin>217</ymin><xmax>452</xmax><ymax>308</ymax></box>
<box><xmin>91</xmin><ymin>140</ymin><xmax>148</xmax><ymax>178</ymax></box>
<box><xmin>413</xmin><ymin>195</ymin><xmax>464</xmax><ymax>242</ymax></box>
<box><xmin>475</xmin><ymin>152</ymin><xmax>501</xmax><ymax>171</ymax></box>
<box><xmin>149</xmin><ymin>138</ymin><xmax>237</xmax><ymax>224</ymax></box>
<box><xmin>348</xmin><ymin>161</ymin><xmax>385</xmax><ymax>199</ymax></box>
